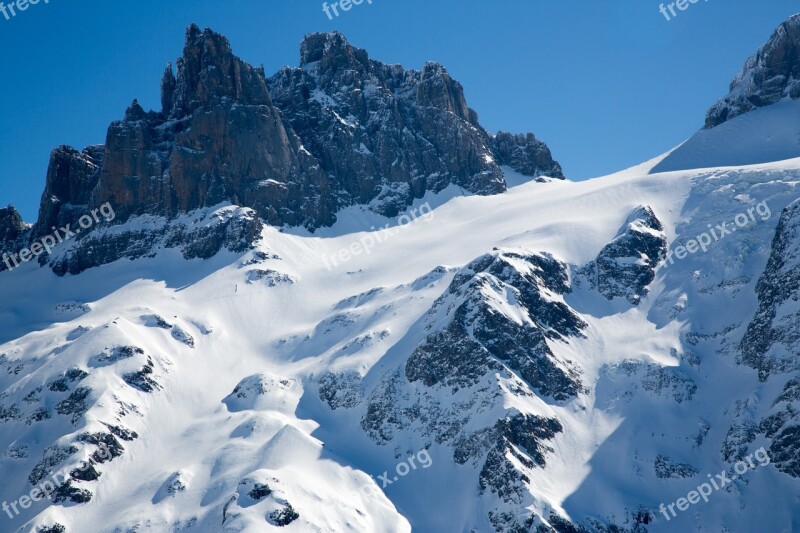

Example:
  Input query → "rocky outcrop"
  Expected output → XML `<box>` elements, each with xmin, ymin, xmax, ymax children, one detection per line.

<box><xmin>740</xmin><ymin>199</ymin><xmax>800</xmax><ymax>380</ymax></box>
<box><xmin>493</xmin><ymin>132</ymin><xmax>564</xmax><ymax>179</ymax></box>
<box><xmin>580</xmin><ymin>206</ymin><xmax>667</xmax><ymax>305</ymax></box>
<box><xmin>268</xmin><ymin>32</ymin><xmax>564</xmax><ymax>216</ymax></box>
<box><xmin>759</xmin><ymin>378</ymin><xmax>800</xmax><ymax>477</ymax></box>
<box><xmin>0</xmin><ymin>205</ymin><xmax>27</xmax><ymax>258</ymax></box>
<box><xmin>90</xmin><ymin>26</ymin><xmax>333</xmax><ymax>228</ymax></box>
<box><xmin>49</xmin><ymin>27</ymin><xmax>563</xmax><ymax>228</ymax></box>
<box><xmin>706</xmin><ymin>14</ymin><xmax>800</xmax><ymax>128</ymax></box>
<box><xmin>359</xmin><ymin>250</ymin><xmax>582</xmax><ymax>530</ymax></box>
<box><xmin>48</xmin><ymin>206</ymin><xmax>262</xmax><ymax>276</ymax></box>
<box><xmin>2</xmin><ymin>25</ymin><xmax>563</xmax><ymax>276</ymax></box>
<box><xmin>405</xmin><ymin>250</ymin><xmax>585</xmax><ymax>400</ymax></box>
<box><xmin>34</xmin><ymin>145</ymin><xmax>103</xmax><ymax>239</ymax></box>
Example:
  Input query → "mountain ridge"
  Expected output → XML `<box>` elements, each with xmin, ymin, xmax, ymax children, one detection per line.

<box><xmin>3</xmin><ymin>13</ymin><xmax>800</xmax><ymax>533</ymax></box>
<box><xmin>0</xmin><ymin>25</ymin><xmax>564</xmax><ymax>278</ymax></box>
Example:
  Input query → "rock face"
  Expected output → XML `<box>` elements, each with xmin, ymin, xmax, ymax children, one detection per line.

<box><xmin>34</xmin><ymin>145</ymin><xmax>103</xmax><ymax>240</ymax></box>
<box><xmin>0</xmin><ymin>205</ymin><xmax>27</xmax><ymax>260</ymax></box>
<box><xmin>404</xmin><ymin>251</ymin><xmax>585</xmax><ymax>400</ymax></box>
<box><xmin>2</xmin><ymin>26</ymin><xmax>563</xmax><ymax>276</ymax></box>
<box><xmin>706</xmin><ymin>14</ymin><xmax>800</xmax><ymax>128</ymax></box>
<box><xmin>580</xmin><ymin>206</ymin><xmax>667</xmax><ymax>305</ymax></box>
<box><xmin>268</xmin><ymin>32</ymin><xmax>563</xmax><ymax>216</ymax></box>
<box><xmin>492</xmin><ymin>131</ymin><xmax>563</xmax><ymax>180</ymax></box>
<box><xmin>90</xmin><ymin>25</ymin><xmax>333</xmax><ymax>229</ymax></box>
<box><xmin>740</xmin><ymin>199</ymin><xmax>800</xmax><ymax>380</ymax></box>
<box><xmin>735</xmin><ymin>199</ymin><xmax>800</xmax><ymax>479</ymax></box>
<box><xmin>361</xmin><ymin>249</ymin><xmax>584</xmax><ymax>531</ymax></box>
<box><xmin>48</xmin><ymin>206</ymin><xmax>263</xmax><ymax>276</ymax></box>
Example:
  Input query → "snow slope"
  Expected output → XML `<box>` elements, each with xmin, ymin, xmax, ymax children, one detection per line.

<box><xmin>1</xmin><ymin>156</ymin><xmax>800</xmax><ymax>532</ymax></box>
<box><xmin>652</xmin><ymin>100</ymin><xmax>800</xmax><ymax>173</ymax></box>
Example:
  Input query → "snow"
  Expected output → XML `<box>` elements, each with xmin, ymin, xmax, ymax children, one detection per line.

<box><xmin>2</xmin><ymin>142</ymin><xmax>800</xmax><ymax>531</ymax></box>
<box><xmin>652</xmin><ymin>100</ymin><xmax>800</xmax><ymax>173</ymax></box>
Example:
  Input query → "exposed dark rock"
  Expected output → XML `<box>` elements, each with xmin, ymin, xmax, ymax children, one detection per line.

<box><xmin>721</xmin><ymin>417</ymin><xmax>759</xmax><ymax>464</ymax></box>
<box><xmin>37</xmin><ymin>525</ymin><xmax>67</xmax><ymax>533</ymax></box>
<box><xmin>706</xmin><ymin>14</ymin><xmax>800</xmax><ymax>128</ymax></box>
<box><xmin>104</xmin><ymin>423</ymin><xmax>139</xmax><ymax>442</ymax></box>
<box><xmin>757</xmin><ymin>378</ymin><xmax>800</xmax><ymax>476</ymax></box>
<box><xmin>76</xmin><ymin>431</ymin><xmax>125</xmax><ymax>463</ymax></box>
<box><xmin>741</xmin><ymin>199</ymin><xmax>800</xmax><ymax>380</ymax></box>
<box><xmin>23</xmin><ymin>386</ymin><xmax>42</xmax><ymax>403</ymax></box>
<box><xmin>475</xmin><ymin>414</ymin><xmax>563</xmax><ymax>503</ymax></box>
<box><xmin>33</xmin><ymin>145</ymin><xmax>103</xmax><ymax>240</ymax></box>
<box><xmin>70</xmin><ymin>462</ymin><xmax>101</xmax><ymax>482</ymax></box>
<box><xmin>160</xmin><ymin>472</ymin><xmax>187</xmax><ymax>497</ymax></box>
<box><xmin>580</xmin><ymin>206</ymin><xmax>666</xmax><ymax>305</ymax></box>
<box><xmin>49</xmin><ymin>368</ymin><xmax>89</xmax><ymax>391</ymax></box>
<box><xmin>269</xmin><ymin>503</ymin><xmax>299</xmax><ymax>527</ymax></box>
<box><xmin>171</xmin><ymin>325</ymin><xmax>195</xmax><ymax>347</ymax></box>
<box><xmin>270</xmin><ymin>32</ymin><xmax>563</xmax><ymax>218</ymax></box>
<box><xmin>29</xmin><ymin>444</ymin><xmax>79</xmax><ymax>485</ymax></box>
<box><xmin>0</xmin><ymin>205</ymin><xmax>28</xmax><ymax>270</ymax></box>
<box><xmin>542</xmin><ymin>514</ymin><xmax>591</xmax><ymax>533</ymax></box>
<box><xmin>248</xmin><ymin>483</ymin><xmax>272</xmax><ymax>501</ymax></box>
<box><xmin>3</xmin><ymin>26</ymin><xmax>561</xmax><ymax>277</ymax></box>
<box><xmin>0</xmin><ymin>401</ymin><xmax>22</xmax><ymax>420</ymax></box>
<box><xmin>493</xmin><ymin>132</ymin><xmax>564</xmax><ymax>179</ymax></box>
<box><xmin>55</xmin><ymin>387</ymin><xmax>92</xmax><ymax>422</ymax></box>
<box><xmin>51</xmin><ymin>480</ymin><xmax>93</xmax><ymax>504</ymax></box>
<box><xmin>319</xmin><ymin>371</ymin><xmax>365</xmax><ymax>410</ymax></box>
<box><xmin>161</xmin><ymin>62</ymin><xmax>177</xmax><ymax>114</ymax></box>
<box><xmin>27</xmin><ymin>407</ymin><xmax>52</xmax><ymax>424</ymax></box>
<box><xmin>92</xmin><ymin>346</ymin><xmax>144</xmax><ymax>366</ymax></box>
<box><xmin>91</xmin><ymin>24</ymin><xmax>333</xmax><ymax>229</ymax></box>
<box><xmin>122</xmin><ymin>357</ymin><xmax>159</xmax><ymax>393</ymax></box>
<box><xmin>653</xmin><ymin>454</ymin><xmax>698</xmax><ymax>479</ymax></box>
<box><xmin>406</xmin><ymin>250</ymin><xmax>584</xmax><ymax>400</ymax></box>
<box><xmin>246</xmin><ymin>269</ymin><xmax>295</xmax><ymax>286</ymax></box>
<box><xmin>0</xmin><ymin>205</ymin><xmax>26</xmax><ymax>246</ymax></box>
<box><xmin>49</xmin><ymin>206</ymin><xmax>262</xmax><ymax>276</ymax></box>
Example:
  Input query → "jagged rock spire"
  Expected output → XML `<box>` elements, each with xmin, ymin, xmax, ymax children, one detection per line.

<box><xmin>161</xmin><ymin>62</ymin><xmax>176</xmax><ymax>115</ymax></box>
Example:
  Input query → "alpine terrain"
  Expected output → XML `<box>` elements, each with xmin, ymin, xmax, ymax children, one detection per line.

<box><xmin>1</xmin><ymin>14</ymin><xmax>800</xmax><ymax>533</ymax></box>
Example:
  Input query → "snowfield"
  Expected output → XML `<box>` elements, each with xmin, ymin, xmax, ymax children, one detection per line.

<box><xmin>2</xmin><ymin>142</ymin><xmax>800</xmax><ymax>532</ymax></box>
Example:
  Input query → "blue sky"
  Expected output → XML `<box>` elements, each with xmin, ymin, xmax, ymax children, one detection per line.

<box><xmin>0</xmin><ymin>0</ymin><xmax>798</xmax><ymax>221</ymax></box>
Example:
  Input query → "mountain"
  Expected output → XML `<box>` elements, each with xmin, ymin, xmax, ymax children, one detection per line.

<box><xmin>706</xmin><ymin>13</ymin><xmax>800</xmax><ymax>129</ymax></box>
<box><xmin>654</xmin><ymin>14</ymin><xmax>800</xmax><ymax>174</ymax></box>
<box><xmin>0</xmin><ymin>25</ymin><xmax>562</xmax><ymax>277</ymax></box>
<box><xmin>2</xmin><ymin>16</ymin><xmax>800</xmax><ymax>533</ymax></box>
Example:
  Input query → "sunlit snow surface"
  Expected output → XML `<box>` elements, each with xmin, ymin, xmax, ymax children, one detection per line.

<box><xmin>1</xmin><ymin>151</ymin><xmax>800</xmax><ymax>531</ymax></box>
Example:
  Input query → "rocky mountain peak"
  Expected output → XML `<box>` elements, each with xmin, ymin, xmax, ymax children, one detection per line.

<box><xmin>0</xmin><ymin>205</ymin><xmax>25</xmax><ymax>242</ymax></box>
<box><xmin>300</xmin><ymin>31</ymin><xmax>368</xmax><ymax>70</ymax></box>
<box><xmin>168</xmin><ymin>24</ymin><xmax>271</xmax><ymax>117</ymax></box>
<box><xmin>160</xmin><ymin>62</ymin><xmax>177</xmax><ymax>114</ymax></box>
<box><xmin>706</xmin><ymin>13</ymin><xmax>800</xmax><ymax>128</ymax></box>
<box><xmin>416</xmin><ymin>61</ymin><xmax>472</xmax><ymax>122</ymax></box>
<box><xmin>0</xmin><ymin>25</ymin><xmax>564</xmax><ymax>276</ymax></box>
<box><xmin>124</xmin><ymin>99</ymin><xmax>147</xmax><ymax>121</ymax></box>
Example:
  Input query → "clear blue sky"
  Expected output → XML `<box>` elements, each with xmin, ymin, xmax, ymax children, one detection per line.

<box><xmin>1</xmin><ymin>0</ymin><xmax>798</xmax><ymax>221</ymax></box>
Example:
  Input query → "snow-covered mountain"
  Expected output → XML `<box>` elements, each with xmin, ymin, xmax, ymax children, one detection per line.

<box><xmin>2</xmin><ymin>15</ymin><xmax>800</xmax><ymax>533</ymax></box>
